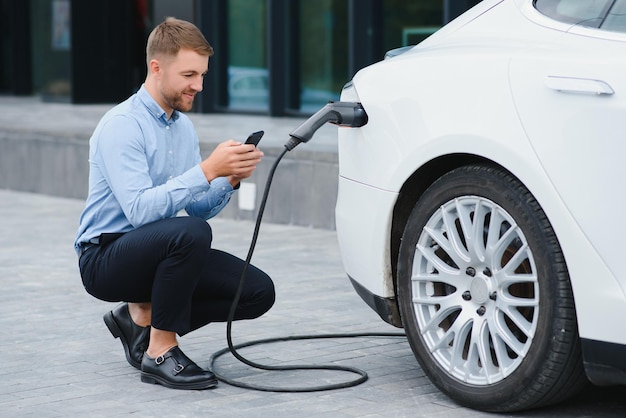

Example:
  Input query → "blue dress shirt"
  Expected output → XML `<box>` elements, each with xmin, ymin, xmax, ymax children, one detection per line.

<box><xmin>74</xmin><ymin>85</ymin><xmax>235</xmax><ymax>254</ymax></box>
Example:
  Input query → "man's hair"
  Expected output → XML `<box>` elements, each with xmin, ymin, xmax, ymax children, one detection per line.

<box><xmin>146</xmin><ymin>17</ymin><xmax>214</xmax><ymax>63</ymax></box>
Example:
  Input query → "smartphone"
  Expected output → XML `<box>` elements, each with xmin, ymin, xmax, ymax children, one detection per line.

<box><xmin>244</xmin><ymin>130</ymin><xmax>264</xmax><ymax>147</ymax></box>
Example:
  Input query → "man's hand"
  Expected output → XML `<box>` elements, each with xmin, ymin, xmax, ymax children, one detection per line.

<box><xmin>199</xmin><ymin>140</ymin><xmax>263</xmax><ymax>184</ymax></box>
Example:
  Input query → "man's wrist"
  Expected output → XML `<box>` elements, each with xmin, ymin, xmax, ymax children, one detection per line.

<box><xmin>200</xmin><ymin>163</ymin><xmax>217</xmax><ymax>184</ymax></box>
<box><xmin>227</xmin><ymin>175</ymin><xmax>241</xmax><ymax>189</ymax></box>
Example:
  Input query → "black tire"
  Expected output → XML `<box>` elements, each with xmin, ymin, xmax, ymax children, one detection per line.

<box><xmin>396</xmin><ymin>164</ymin><xmax>587</xmax><ymax>412</ymax></box>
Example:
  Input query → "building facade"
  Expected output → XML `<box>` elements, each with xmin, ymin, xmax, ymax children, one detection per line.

<box><xmin>0</xmin><ymin>0</ymin><xmax>479</xmax><ymax>116</ymax></box>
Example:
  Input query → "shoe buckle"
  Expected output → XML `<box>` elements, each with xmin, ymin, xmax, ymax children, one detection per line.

<box><xmin>173</xmin><ymin>363</ymin><xmax>185</xmax><ymax>375</ymax></box>
<box><xmin>155</xmin><ymin>355</ymin><xmax>165</xmax><ymax>365</ymax></box>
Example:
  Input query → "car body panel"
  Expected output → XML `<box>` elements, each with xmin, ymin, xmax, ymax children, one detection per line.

<box><xmin>336</xmin><ymin>0</ymin><xmax>626</xmax><ymax>352</ymax></box>
<box><xmin>510</xmin><ymin>38</ymin><xmax>626</xmax><ymax>344</ymax></box>
<box><xmin>335</xmin><ymin>177</ymin><xmax>396</xmax><ymax>297</ymax></box>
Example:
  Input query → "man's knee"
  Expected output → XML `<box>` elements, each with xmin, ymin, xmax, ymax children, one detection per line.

<box><xmin>248</xmin><ymin>272</ymin><xmax>276</xmax><ymax>318</ymax></box>
<box><xmin>172</xmin><ymin>217</ymin><xmax>212</xmax><ymax>251</ymax></box>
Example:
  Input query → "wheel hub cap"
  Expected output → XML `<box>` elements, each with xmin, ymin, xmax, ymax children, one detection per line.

<box><xmin>469</xmin><ymin>275</ymin><xmax>490</xmax><ymax>304</ymax></box>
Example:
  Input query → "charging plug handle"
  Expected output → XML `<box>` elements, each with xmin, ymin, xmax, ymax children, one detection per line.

<box><xmin>286</xmin><ymin>101</ymin><xmax>368</xmax><ymax>150</ymax></box>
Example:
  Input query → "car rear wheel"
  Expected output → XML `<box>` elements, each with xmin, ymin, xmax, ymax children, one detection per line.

<box><xmin>396</xmin><ymin>164</ymin><xmax>586</xmax><ymax>412</ymax></box>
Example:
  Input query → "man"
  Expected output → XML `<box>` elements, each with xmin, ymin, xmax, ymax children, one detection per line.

<box><xmin>75</xmin><ymin>17</ymin><xmax>275</xmax><ymax>390</ymax></box>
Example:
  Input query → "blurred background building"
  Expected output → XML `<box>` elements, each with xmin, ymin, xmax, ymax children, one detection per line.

<box><xmin>0</xmin><ymin>0</ymin><xmax>479</xmax><ymax>117</ymax></box>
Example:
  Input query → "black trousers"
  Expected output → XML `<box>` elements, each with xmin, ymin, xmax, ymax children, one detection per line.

<box><xmin>79</xmin><ymin>216</ymin><xmax>275</xmax><ymax>336</ymax></box>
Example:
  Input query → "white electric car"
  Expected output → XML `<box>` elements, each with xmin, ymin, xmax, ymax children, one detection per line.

<box><xmin>336</xmin><ymin>0</ymin><xmax>626</xmax><ymax>412</ymax></box>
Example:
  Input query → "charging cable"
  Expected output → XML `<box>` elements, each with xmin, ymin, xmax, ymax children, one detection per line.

<box><xmin>209</xmin><ymin>143</ymin><xmax>406</xmax><ymax>392</ymax></box>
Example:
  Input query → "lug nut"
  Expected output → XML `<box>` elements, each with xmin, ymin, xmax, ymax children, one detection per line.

<box><xmin>483</xmin><ymin>268</ymin><xmax>492</xmax><ymax>277</ymax></box>
<box><xmin>476</xmin><ymin>306</ymin><xmax>486</xmax><ymax>316</ymax></box>
<box><xmin>466</xmin><ymin>267</ymin><xmax>476</xmax><ymax>277</ymax></box>
<box><xmin>489</xmin><ymin>291</ymin><xmax>497</xmax><ymax>301</ymax></box>
<box><xmin>462</xmin><ymin>291</ymin><xmax>472</xmax><ymax>301</ymax></box>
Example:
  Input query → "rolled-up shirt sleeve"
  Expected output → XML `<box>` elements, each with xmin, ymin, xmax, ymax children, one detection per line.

<box><xmin>183</xmin><ymin>166</ymin><xmax>235</xmax><ymax>219</ymax></box>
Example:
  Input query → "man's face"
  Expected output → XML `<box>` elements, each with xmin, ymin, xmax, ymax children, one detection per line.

<box><xmin>157</xmin><ymin>48</ymin><xmax>208</xmax><ymax>113</ymax></box>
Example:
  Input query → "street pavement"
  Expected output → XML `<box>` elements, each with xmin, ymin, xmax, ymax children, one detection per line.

<box><xmin>1</xmin><ymin>189</ymin><xmax>626</xmax><ymax>417</ymax></box>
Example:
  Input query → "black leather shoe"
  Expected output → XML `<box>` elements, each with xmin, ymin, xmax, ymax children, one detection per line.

<box><xmin>140</xmin><ymin>346</ymin><xmax>218</xmax><ymax>390</ymax></box>
<box><xmin>103</xmin><ymin>303</ymin><xmax>150</xmax><ymax>370</ymax></box>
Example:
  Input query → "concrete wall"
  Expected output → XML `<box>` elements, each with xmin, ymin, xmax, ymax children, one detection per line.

<box><xmin>0</xmin><ymin>131</ymin><xmax>339</xmax><ymax>230</ymax></box>
<box><xmin>0</xmin><ymin>131</ymin><xmax>89</xmax><ymax>199</ymax></box>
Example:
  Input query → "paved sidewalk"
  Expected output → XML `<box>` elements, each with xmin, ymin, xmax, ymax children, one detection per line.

<box><xmin>1</xmin><ymin>189</ymin><xmax>625</xmax><ymax>417</ymax></box>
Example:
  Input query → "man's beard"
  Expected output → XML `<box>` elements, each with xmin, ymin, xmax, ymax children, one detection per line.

<box><xmin>163</xmin><ymin>88</ymin><xmax>195</xmax><ymax>112</ymax></box>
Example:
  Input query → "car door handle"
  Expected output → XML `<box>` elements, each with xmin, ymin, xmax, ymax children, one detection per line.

<box><xmin>545</xmin><ymin>76</ymin><xmax>614</xmax><ymax>95</ymax></box>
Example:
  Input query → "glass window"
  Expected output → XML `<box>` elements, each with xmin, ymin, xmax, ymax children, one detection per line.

<box><xmin>535</xmin><ymin>0</ymin><xmax>626</xmax><ymax>33</ymax></box>
<box><xmin>602</xmin><ymin>0</ymin><xmax>626</xmax><ymax>33</ymax></box>
<box><xmin>31</xmin><ymin>0</ymin><xmax>72</xmax><ymax>101</ymax></box>
<box><xmin>296</xmin><ymin>1</ymin><xmax>345</xmax><ymax>113</ymax></box>
<box><xmin>227</xmin><ymin>0</ymin><xmax>268</xmax><ymax>111</ymax></box>
<box><xmin>534</xmin><ymin>0</ymin><xmax>613</xmax><ymax>28</ymax></box>
<box><xmin>383</xmin><ymin>0</ymin><xmax>444</xmax><ymax>50</ymax></box>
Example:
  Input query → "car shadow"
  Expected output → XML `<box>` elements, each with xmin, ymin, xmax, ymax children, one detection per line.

<box><xmin>512</xmin><ymin>384</ymin><xmax>626</xmax><ymax>417</ymax></box>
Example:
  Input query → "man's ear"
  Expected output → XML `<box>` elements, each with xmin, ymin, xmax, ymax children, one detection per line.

<box><xmin>149</xmin><ymin>59</ymin><xmax>161</xmax><ymax>77</ymax></box>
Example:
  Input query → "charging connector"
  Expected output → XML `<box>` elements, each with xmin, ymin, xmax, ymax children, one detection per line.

<box><xmin>285</xmin><ymin>101</ymin><xmax>368</xmax><ymax>151</ymax></box>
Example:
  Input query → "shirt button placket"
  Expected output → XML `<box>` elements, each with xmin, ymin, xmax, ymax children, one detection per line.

<box><xmin>166</xmin><ymin>124</ymin><xmax>174</xmax><ymax>178</ymax></box>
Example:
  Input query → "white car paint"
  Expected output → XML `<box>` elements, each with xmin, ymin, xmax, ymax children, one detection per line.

<box><xmin>336</xmin><ymin>0</ymin><xmax>626</xmax><ymax>351</ymax></box>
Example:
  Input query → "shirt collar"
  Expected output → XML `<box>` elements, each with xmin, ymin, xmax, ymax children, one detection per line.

<box><xmin>137</xmin><ymin>85</ymin><xmax>180</xmax><ymax>124</ymax></box>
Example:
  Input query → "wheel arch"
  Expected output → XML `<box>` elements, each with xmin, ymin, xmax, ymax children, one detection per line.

<box><xmin>390</xmin><ymin>154</ymin><xmax>502</xmax><ymax>301</ymax></box>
